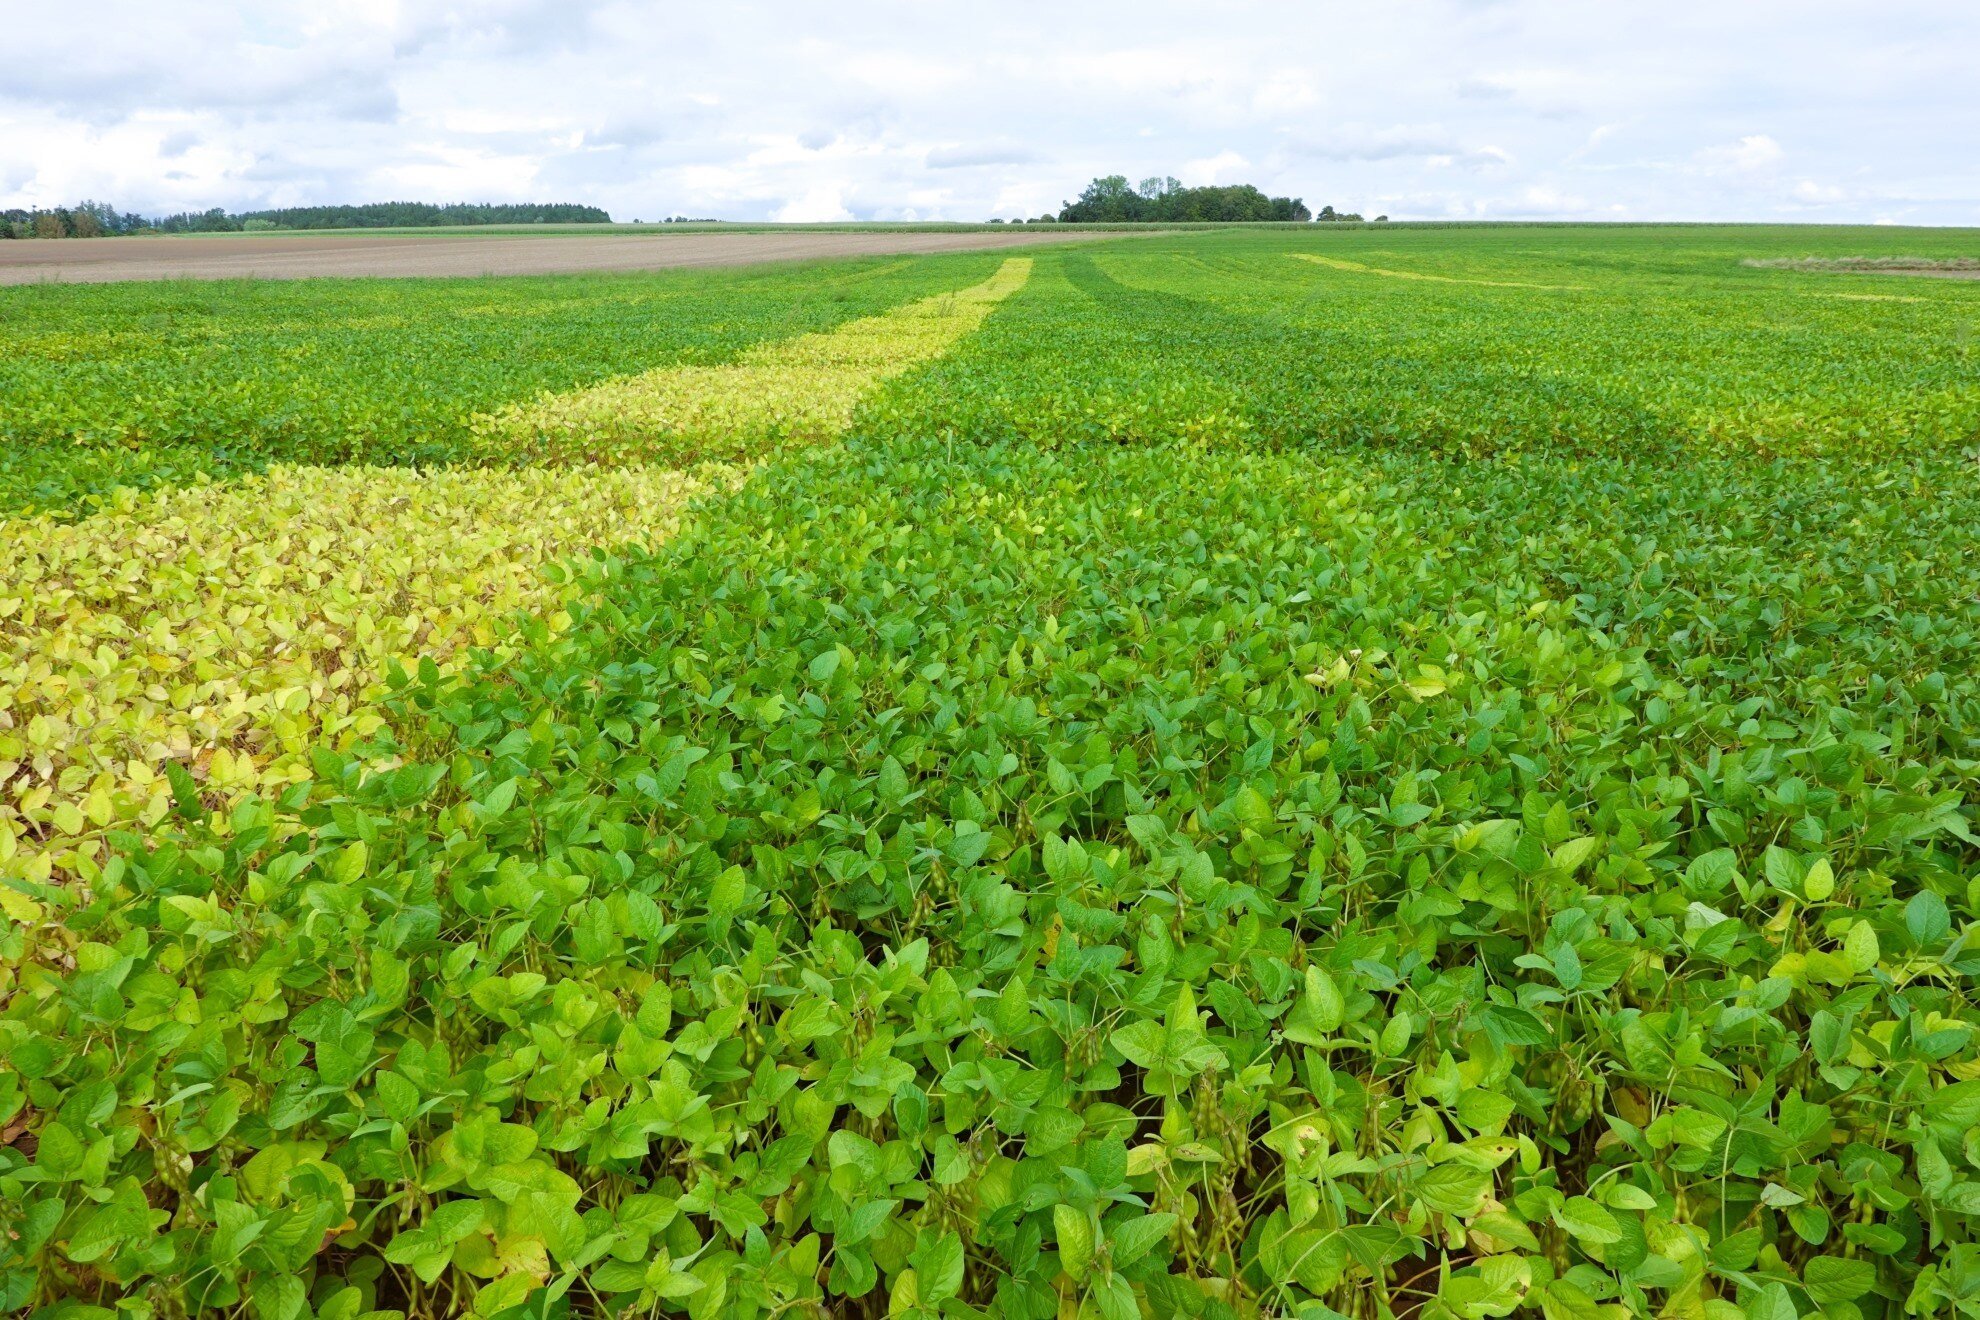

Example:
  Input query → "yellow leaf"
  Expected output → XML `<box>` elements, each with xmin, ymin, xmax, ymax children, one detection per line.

<box><xmin>85</xmin><ymin>787</ymin><xmax>115</xmax><ymax>828</ymax></box>
<box><xmin>1843</xmin><ymin>921</ymin><xmax>1880</xmax><ymax>973</ymax></box>
<box><xmin>0</xmin><ymin>887</ymin><xmax>43</xmax><ymax>923</ymax></box>
<box><xmin>50</xmin><ymin>800</ymin><xmax>88</xmax><ymax>838</ymax></box>
<box><xmin>1403</xmin><ymin>673</ymin><xmax>1448</xmax><ymax>700</ymax></box>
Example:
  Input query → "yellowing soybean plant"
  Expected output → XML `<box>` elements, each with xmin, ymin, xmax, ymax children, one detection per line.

<box><xmin>2</xmin><ymin>226</ymin><xmax>1978</xmax><ymax>1320</ymax></box>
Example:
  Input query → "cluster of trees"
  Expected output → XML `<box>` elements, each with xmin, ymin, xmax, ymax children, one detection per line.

<box><xmin>1060</xmin><ymin>176</ymin><xmax>1308</xmax><ymax>223</ymax></box>
<box><xmin>1056</xmin><ymin>176</ymin><xmax>1383</xmax><ymax>224</ymax></box>
<box><xmin>220</xmin><ymin>202</ymin><xmax>611</xmax><ymax>230</ymax></box>
<box><xmin>149</xmin><ymin>208</ymin><xmax>244</xmax><ymax>234</ymax></box>
<box><xmin>2</xmin><ymin>201</ymin><xmax>152</xmax><ymax>239</ymax></box>
<box><xmin>2</xmin><ymin>200</ymin><xmax>612</xmax><ymax>238</ymax></box>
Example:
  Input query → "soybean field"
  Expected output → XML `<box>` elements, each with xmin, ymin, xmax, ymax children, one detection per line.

<box><xmin>2</xmin><ymin>224</ymin><xmax>1978</xmax><ymax>1320</ymax></box>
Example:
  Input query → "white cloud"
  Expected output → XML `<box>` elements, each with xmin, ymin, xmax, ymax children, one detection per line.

<box><xmin>0</xmin><ymin>0</ymin><xmax>1975</xmax><ymax>224</ymax></box>
<box><xmin>1696</xmin><ymin>134</ymin><xmax>1786</xmax><ymax>175</ymax></box>
<box><xmin>1251</xmin><ymin>73</ymin><xmax>1320</xmax><ymax>115</ymax></box>
<box><xmin>990</xmin><ymin>182</ymin><xmax>1057</xmax><ymax>219</ymax></box>
<box><xmin>1028</xmin><ymin>47</ymin><xmax>1213</xmax><ymax>100</ymax></box>
<box><xmin>1291</xmin><ymin>124</ymin><xmax>1462</xmax><ymax>162</ymax></box>
<box><xmin>1514</xmin><ymin>184</ymin><xmax>1590</xmax><ymax>214</ymax></box>
<box><xmin>373</xmin><ymin>143</ymin><xmax>543</xmax><ymax>199</ymax></box>
<box><xmin>1423</xmin><ymin>143</ymin><xmax>1515</xmax><ymax>171</ymax></box>
<box><xmin>926</xmin><ymin>144</ymin><xmax>1043</xmax><ymax>169</ymax></box>
<box><xmin>772</xmin><ymin>183</ymin><xmax>855</xmax><ymax>223</ymax></box>
<box><xmin>1179</xmin><ymin>150</ymin><xmax>1250</xmax><ymax>186</ymax></box>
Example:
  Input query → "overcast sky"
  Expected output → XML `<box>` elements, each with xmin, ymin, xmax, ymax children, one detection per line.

<box><xmin>3</xmin><ymin>0</ymin><xmax>1976</xmax><ymax>225</ymax></box>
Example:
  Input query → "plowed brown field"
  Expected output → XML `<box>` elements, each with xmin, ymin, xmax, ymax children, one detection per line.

<box><xmin>0</xmin><ymin>228</ymin><xmax>1109</xmax><ymax>285</ymax></box>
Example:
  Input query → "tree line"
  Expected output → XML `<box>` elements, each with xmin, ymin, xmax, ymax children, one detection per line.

<box><xmin>1</xmin><ymin>201</ymin><xmax>151</xmax><ymax>239</ymax></box>
<box><xmin>3</xmin><ymin>201</ymin><xmax>612</xmax><ymax>238</ymax></box>
<box><xmin>1055</xmin><ymin>176</ymin><xmax>1380</xmax><ymax>224</ymax></box>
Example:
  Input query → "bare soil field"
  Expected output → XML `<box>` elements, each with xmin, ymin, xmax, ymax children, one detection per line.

<box><xmin>0</xmin><ymin>228</ymin><xmax>1110</xmax><ymax>285</ymax></box>
<box><xmin>1866</xmin><ymin>268</ymin><xmax>1980</xmax><ymax>280</ymax></box>
<box><xmin>1741</xmin><ymin>255</ymin><xmax>1980</xmax><ymax>279</ymax></box>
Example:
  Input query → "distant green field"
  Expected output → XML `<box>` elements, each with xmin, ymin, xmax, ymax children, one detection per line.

<box><xmin>3</xmin><ymin>226</ymin><xmax>1978</xmax><ymax>1320</ymax></box>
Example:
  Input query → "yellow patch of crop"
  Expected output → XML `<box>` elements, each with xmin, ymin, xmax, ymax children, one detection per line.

<box><xmin>1292</xmin><ymin>253</ymin><xmax>1585</xmax><ymax>291</ymax></box>
<box><xmin>1805</xmin><ymin>292</ymin><xmax>1926</xmax><ymax>303</ymax></box>
<box><xmin>477</xmin><ymin>258</ymin><xmax>1034</xmax><ymax>464</ymax></box>
<box><xmin>0</xmin><ymin>462</ymin><xmax>725</xmax><ymax>886</ymax></box>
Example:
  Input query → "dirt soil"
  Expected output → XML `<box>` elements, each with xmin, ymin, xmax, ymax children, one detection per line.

<box><xmin>0</xmin><ymin>229</ymin><xmax>1111</xmax><ymax>286</ymax></box>
<box><xmin>1865</xmin><ymin>268</ymin><xmax>1980</xmax><ymax>280</ymax></box>
<box><xmin>1743</xmin><ymin>256</ymin><xmax>1980</xmax><ymax>280</ymax></box>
